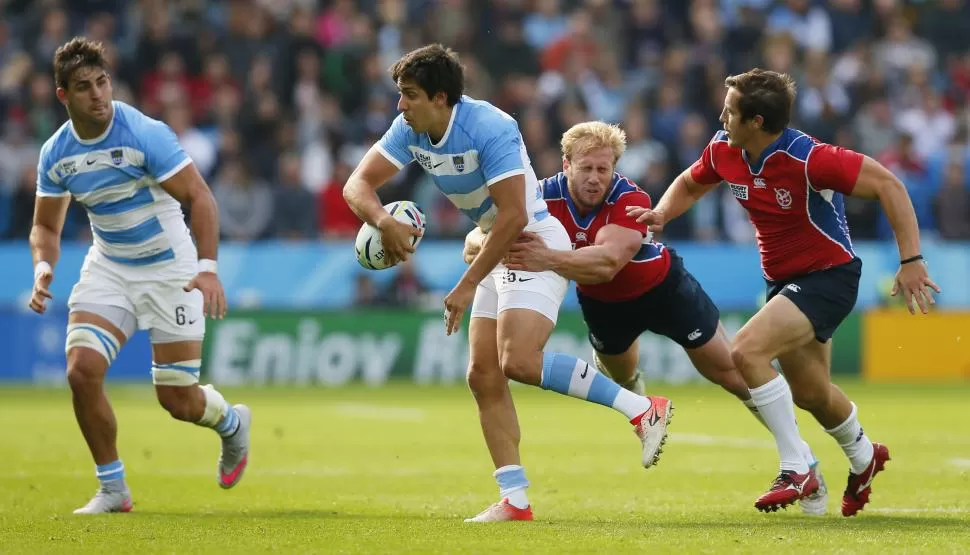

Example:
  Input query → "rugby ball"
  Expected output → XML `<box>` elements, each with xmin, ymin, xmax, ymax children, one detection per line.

<box><xmin>355</xmin><ymin>200</ymin><xmax>426</xmax><ymax>270</ymax></box>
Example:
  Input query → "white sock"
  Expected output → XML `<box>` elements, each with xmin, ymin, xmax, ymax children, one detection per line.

<box><xmin>749</xmin><ymin>375</ymin><xmax>810</xmax><ymax>474</ymax></box>
<box><xmin>825</xmin><ymin>403</ymin><xmax>874</xmax><ymax>474</ymax></box>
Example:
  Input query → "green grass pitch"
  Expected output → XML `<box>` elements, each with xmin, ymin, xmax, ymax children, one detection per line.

<box><xmin>1</xmin><ymin>382</ymin><xmax>968</xmax><ymax>553</ymax></box>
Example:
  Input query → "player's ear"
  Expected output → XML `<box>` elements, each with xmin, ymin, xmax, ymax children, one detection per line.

<box><xmin>562</xmin><ymin>156</ymin><xmax>570</xmax><ymax>173</ymax></box>
<box><xmin>55</xmin><ymin>87</ymin><xmax>69</xmax><ymax>106</ymax></box>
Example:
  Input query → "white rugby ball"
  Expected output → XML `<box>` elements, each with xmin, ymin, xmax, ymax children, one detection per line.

<box><xmin>355</xmin><ymin>200</ymin><xmax>426</xmax><ymax>270</ymax></box>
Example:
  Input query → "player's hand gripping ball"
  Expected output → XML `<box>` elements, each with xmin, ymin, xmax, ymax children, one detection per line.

<box><xmin>355</xmin><ymin>201</ymin><xmax>426</xmax><ymax>270</ymax></box>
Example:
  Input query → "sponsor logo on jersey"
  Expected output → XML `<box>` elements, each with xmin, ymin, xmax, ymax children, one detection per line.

<box><xmin>753</xmin><ymin>177</ymin><xmax>767</xmax><ymax>189</ymax></box>
<box><xmin>729</xmin><ymin>182</ymin><xmax>749</xmax><ymax>200</ymax></box>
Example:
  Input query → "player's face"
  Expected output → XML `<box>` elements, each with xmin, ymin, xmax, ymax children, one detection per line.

<box><xmin>563</xmin><ymin>146</ymin><xmax>615</xmax><ymax>212</ymax></box>
<box><xmin>58</xmin><ymin>66</ymin><xmax>113</xmax><ymax>125</ymax></box>
<box><xmin>396</xmin><ymin>79</ymin><xmax>444</xmax><ymax>134</ymax></box>
<box><xmin>719</xmin><ymin>87</ymin><xmax>758</xmax><ymax>149</ymax></box>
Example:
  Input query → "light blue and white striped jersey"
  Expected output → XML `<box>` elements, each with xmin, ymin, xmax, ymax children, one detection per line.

<box><xmin>36</xmin><ymin>101</ymin><xmax>196</xmax><ymax>269</ymax></box>
<box><xmin>376</xmin><ymin>95</ymin><xmax>547</xmax><ymax>232</ymax></box>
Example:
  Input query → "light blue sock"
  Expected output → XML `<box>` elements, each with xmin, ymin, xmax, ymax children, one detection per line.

<box><xmin>96</xmin><ymin>460</ymin><xmax>127</xmax><ymax>492</ymax></box>
<box><xmin>495</xmin><ymin>465</ymin><xmax>530</xmax><ymax>509</ymax></box>
<box><xmin>213</xmin><ymin>406</ymin><xmax>240</xmax><ymax>438</ymax></box>
<box><xmin>540</xmin><ymin>352</ymin><xmax>650</xmax><ymax>420</ymax></box>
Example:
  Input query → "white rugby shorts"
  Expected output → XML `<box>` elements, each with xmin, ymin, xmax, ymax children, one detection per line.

<box><xmin>68</xmin><ymin>253</ymin><xmax>205</xmax><ymax>342</ymax></box>
<box><xmin>470</xmin><ymin>215</ymin><xmax>570</xmax><ymax>324</ymax></box>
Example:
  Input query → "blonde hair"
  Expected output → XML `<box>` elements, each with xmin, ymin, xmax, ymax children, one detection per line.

<box><xmin>560</xmin><ymin>121</ymin><xmax>627</xmax><ymax>162</ymax></box>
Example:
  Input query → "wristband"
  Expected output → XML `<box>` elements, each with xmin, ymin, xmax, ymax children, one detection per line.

<box><xmin>34</xmin><ymin>261</ymin><xmax>52</xmax><ymax>280</ymax></box>
<box><xmin>199</xmin><ymin>259</ymin><xmax>218</xmax><ymax>274</ymax></box>
<box><xmin>900</xmin><ymin>255</ymin><xmax>923</xmax><ymax>265</ymax></box>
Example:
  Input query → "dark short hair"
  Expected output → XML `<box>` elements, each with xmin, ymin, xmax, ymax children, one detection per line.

<box><xmin>724</xmin><ymin>68</ymin><xmax>796</xmax><ymax>134</ymax></box>
<box><xmin>53</xmin><ymin>37</ymin><xmax>108</xmax><ymax>90</ymax></box>
<box><xmin>389</xmin><ymin>44</ymin><xmax>464</xmax><ymax>106</ymax></box>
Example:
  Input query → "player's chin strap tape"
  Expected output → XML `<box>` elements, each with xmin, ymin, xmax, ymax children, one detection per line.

<box><xmin>65</xmin><ymin>324</ymin><xmax>121</xmax><ymax>366</ymax></box>
<box><xmin>151</xmin><ymin>359</ymin><xmax>201</xmax><ymax>387</ymax></box>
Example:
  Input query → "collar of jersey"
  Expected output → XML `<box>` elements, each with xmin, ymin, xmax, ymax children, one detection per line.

<box><xmin>564</xmin><ymin>173</ymin><xmax>618</xmax><ymax>229</ymax></box>
<box><xmin>742</xmin><ymin>128</ymin><xmax>789</xmax><ymax>175</ymax></box>
<box><xmin>70</xmin><ymin>101</ymin><xmax>116</xmax><ymax>145</ymax></box>
<box><xmin>428</xmin><ymin>98</ymin><xmax>461</xmax><ymax>148</ymax></box>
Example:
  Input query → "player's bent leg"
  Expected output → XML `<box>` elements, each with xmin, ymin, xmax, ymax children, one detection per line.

<box><xmin>152</xmin><ymin>338</ymin><xmax>251</xmax><ymax>490</ymax></box>
<box><xmin>778</xmin><ymin>343</ymin><xmax>887</xmax><ymax>517</ymax></box>
<box><xmin>593</xmin><ymin>341</ymin><xmax>644</xmax><ymax>395</ymax></box>
<box><xmin>66</xmin><ymin>310</ymin><xmax>134</xmax><ymax>515</ymax></box>
<box><xmin>497</xmin><ymin>307</ymin><xmax>671</xmax><ymax>469</ymax></box>
<box><xmin>685</xmin><ymin>322</ymin><xmax>749</xmax><ymax>401</ymax></box>
<box><xmin>731</xmin><ymin>296</ymin><xmax>820</xmax><ymax>512</ymax></box>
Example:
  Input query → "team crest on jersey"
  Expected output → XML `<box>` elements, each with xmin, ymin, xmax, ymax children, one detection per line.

<box><xmin>729</xmin><ymin>183</ymin><xmax>749</xmax><ymax>200</ymax></box>
<box><xmin>753</xmin><ymin>177</ymin><xmax>767</xmax><ymax>189</ymax></box>
<box><xmin>775</xmin><ymin>188</ymin><xmax>793</xmax><ymax>209</ymax></box>
<box><xmin>452</xmin><ymin>155</ymin><xmax>465</xmax><ymax>173</ymax></box>
<box><xmin>110</xmin><ymin>149</ymin><xmax>124</xmax><ymax>165</ymax></box>
<box><xmin>575</xmin><ymin>231</ymin><xmax>587</xmax><ymax>243</ymax></box>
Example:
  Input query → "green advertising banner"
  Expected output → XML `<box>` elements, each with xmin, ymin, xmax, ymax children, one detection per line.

<box><xmin>201</xmin><ymin>310</ymin><xmax>861</xmax><ymax>385</ymax></box>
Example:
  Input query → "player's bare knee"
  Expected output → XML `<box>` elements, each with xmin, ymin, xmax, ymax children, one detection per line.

<box><xmin>730</xmin><ymin>332</ymin><xmax>770</xmax><ymax>373</ymax></box>
<box><xmin>498</xmin><ymin>351</ymin><xmax>540</xmax><ymax>385</ymax></box>
<box><xmin>791</xmin><ymin>384</ymin><xmax>831</xmax><ymax>413</ymax></box>
<box><xmin>66</xmin><ymin>349</ymin><xmax>107</xmax><ymax>389</ymax></box>
<box><xmin>466</xmin><ymin>362</ymin><xmax>504</xmax><ymax>399</ymax></box>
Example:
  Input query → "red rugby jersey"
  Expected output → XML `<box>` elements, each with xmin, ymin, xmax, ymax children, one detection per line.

<box><xmin>542</xmin><ymin>172</ymin><xmax>671</xmax><ymax>301</ymax></box>
<box><xmin>690</xmin><ymin>128</ymin><xmax>864</xmax><ymax>281</ymax></box>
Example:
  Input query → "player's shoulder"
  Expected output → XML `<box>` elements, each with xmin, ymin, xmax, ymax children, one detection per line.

<box><xmin>605</xmin><ymin>173</ymin><xmax>648</xmax><ymax>206</ymax></box>
<box><xmin>38</xmin><ymin>120</ymin><xmax>75</xmax><ymax>166</ymax></box>
<box><xmin>454</xmin><ymin>96</ymin><xmax>519</xmax><ymax>142</ymax></box>
<box><xmin>112</xmin><ymin>100</ymin><xmax>163</xmax><ymax>132</ymax></box>
<box><xmin>540</xmin><ymin>172</ymin><xmax>568</xmax><ymax>201</ymax></box>
<box><xmin>776</xmin><ymin>127</ymin><xmax>818</xmax><ymax>163</ymax></box>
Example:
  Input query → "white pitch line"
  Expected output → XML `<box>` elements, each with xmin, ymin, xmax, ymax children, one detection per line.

<box><xmin>949</xmin><ymin>458</ymin><xmax>970</xmax><ymax>468</ymax></box>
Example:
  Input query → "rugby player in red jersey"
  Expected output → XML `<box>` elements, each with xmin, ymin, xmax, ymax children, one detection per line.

<box><xmin>465</xmin><ymin>121</ymin><xmax>829</xmax><ymax>515</ymax></box>
<box><xmin>627</xmin><ymin>68</ymin><xmax>940</xmax><ymax>516</ymax></box>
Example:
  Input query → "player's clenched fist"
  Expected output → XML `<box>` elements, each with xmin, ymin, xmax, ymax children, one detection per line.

<box><xmin>28</xmin><ymin>265</ymin><xmax>54</xmax><ymax>314</ymax></box>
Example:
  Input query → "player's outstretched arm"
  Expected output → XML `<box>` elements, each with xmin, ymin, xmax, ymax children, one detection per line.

<box><xmin>160</xmin><ymin>163</ymin><xmax>227</xmax><ymax>318</ymax></box>
<box><xmin>849</xmin><ymin>155</ymin><xmax>941</xmax><ymax>314</ymax></box>
<box><xmin>28</xmin><ymin>195</ymin><xmax>71</xmax><ymax>314</ymax></box>
<box><xmin>505</xmin><ymin>224</ymin><xmax>641</xmax><ymax>284</ymax></box>
<box><xmin>627</xmin><ymin>169</ymin><xmax>718</xmax><ymax>230</ymax></box>
<box><xmin>343</xmin><ymin>147</ymin><xmax>420</xmax><ymax>266</ymax></box>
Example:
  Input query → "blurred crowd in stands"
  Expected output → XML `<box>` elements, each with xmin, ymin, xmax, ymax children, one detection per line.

<box><xmin>2</xmin><ymin>0</ymin><xmax>970</xmax><ymax>244</ymax></box>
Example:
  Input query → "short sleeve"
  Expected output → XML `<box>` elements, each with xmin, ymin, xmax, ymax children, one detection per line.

<box><xmin>689</xmin><ymin>134</ymin><xmax>725</xmax><ymax>185</ymax></box>
<box><xmin>35</xmin><ymin>142</ymin><xmax>69</xmax><ymax>197</ymax></box>
<box><xmin>136</xmin><ymin>114</ymin><xmax>191</xmax><ymax>182</ymax></box>
<box><xmin>607</xmin><ymin>189</ymin><xmax>651</xmax><ymax>237</ymax></box>
<box><xmin>478</xmin><ymin>117</ymin><xmax>526</xmax><ymax>186</ymax></box>
<box><xmin>806</xmin><ymin>143</ymin><xmax>864</xmax><ymax>195</ymax></box>
<box><xmin>375</xmin><ymin>114</ymin><xmax>414</xmax><ymax>169</ymax></box>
